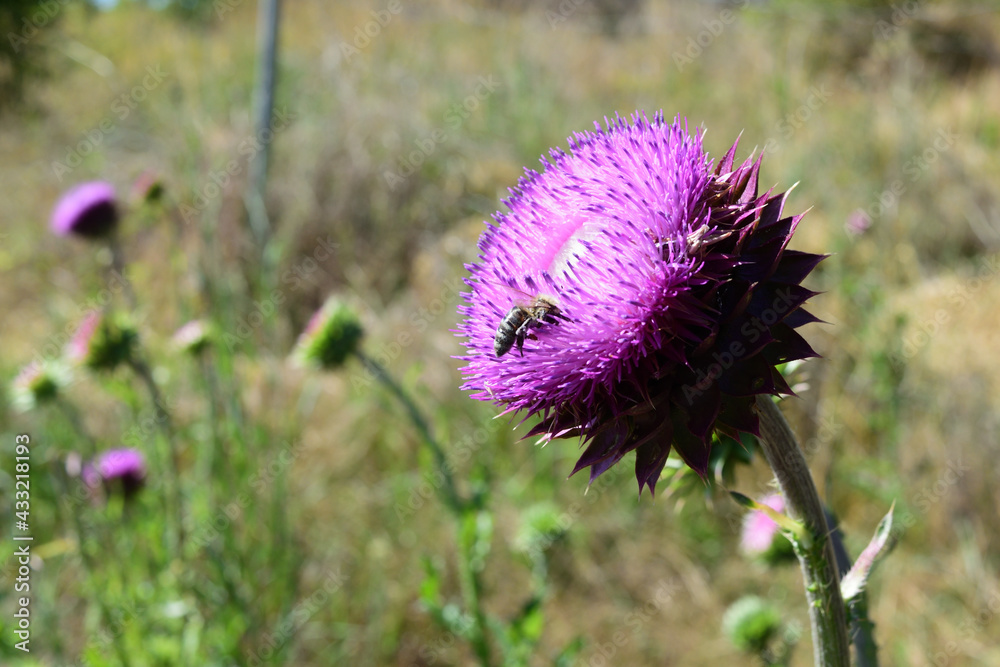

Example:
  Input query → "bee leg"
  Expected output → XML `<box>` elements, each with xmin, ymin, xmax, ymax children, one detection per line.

<box><xmin>514</xmin><ymin>319</ymin><xmax>535</xmax><ymax>356</ymax></box>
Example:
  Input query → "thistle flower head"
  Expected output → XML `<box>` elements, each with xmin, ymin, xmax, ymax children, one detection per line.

<box><xmin>130</xmin><ymin>170</ymin><xmax>165</xmax><ymax>205</ymax></box>
<box><xmin>66</xmin><ymin>310</ymin><xmax>137</xmax><ymax>371</ymax></box>
<box><xmin>291</xmin><ymin>297</ymin><xmax>364</xmax><ymax>369</ymax></box>
<box><xmin>740</xmin><ymin>492</ymin><xmax>794</xmax><ymax>562</ymax></box>
<box><xmin>10</xmin><ymin>360</ymin><xmax>70</xmax><ymax>412</ymax></box>
<box><xmin>83</xmin><ymin>448</ymin><xmax>147</xmax><ymax>500</ymax></box>
<box><xmin>456</xmin><ymin>112</ymin><xmax>822</xmax><ymax>496</ymax></box>
<box><xmin>172</xmin><ymin>319</ymin><xmax>212</xmax><ymax>356</ymax></box>
<box><xmin>722</xmin><ymin>595</ymin><xmax>783</xmax><ymax>654</ymax></box>
<box><xmin>844</xmin><ymin>209</ymin><xmax>871</xmax><ymax>238</ymax></box>
<box><xmin>51</xmin><ymin>181</ymin><xmax>119</xmax><ymax>238</ymax></box>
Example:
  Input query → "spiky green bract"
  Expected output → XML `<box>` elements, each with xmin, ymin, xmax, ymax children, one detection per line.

<box><xmin>723</xmin><ymin>595</ymin><xmax>783</xmax><ymax>654</ymax></box>
<box><xmin>292</xmin><ymin>298</ymin><xmax>364</xmax><ymax>370</ymax></box>
<box><xmin>10</xmin><ymin>360</ymin><xmax>71</xmax><ymax>412</ymax></box>
<box><xmin>66</xmin><ymin>310</ymin><xmax>137</xmax><ymax>371</ymax></box>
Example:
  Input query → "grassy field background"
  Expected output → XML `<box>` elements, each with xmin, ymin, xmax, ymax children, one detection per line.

<box><xmin>2</xmin><ymin>0</ymin><xmax>1000</xmax><ymax>665</ymax></box>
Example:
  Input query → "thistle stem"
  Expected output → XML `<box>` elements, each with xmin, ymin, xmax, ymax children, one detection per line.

<box><xmin>354</xmin><ymin>351</ymin><xmax>465</xmax><ymax>514</ymax></box>
<box><xmin>128</xmin><ymin>355</ymin><xmax>185</xmax><ymax>549</ymax></box>
<box><xmin>754</xmin><ymin>395</ymin><xmax>850</xmax><ymax>667</ymax></box>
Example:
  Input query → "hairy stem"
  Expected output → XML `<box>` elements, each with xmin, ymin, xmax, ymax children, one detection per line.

<box><xmin>755</xmin><ymin>395</ymin><xmax>850</xmax><ymax>667</ymax></box>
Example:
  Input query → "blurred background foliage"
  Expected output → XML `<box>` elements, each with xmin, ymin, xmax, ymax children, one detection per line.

<box><xmin>1</xmin><ymin>0</ymin><xmax>999</xmax><ymax>665</ymax></box>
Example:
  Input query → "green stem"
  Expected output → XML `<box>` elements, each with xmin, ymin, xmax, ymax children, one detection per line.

<box><xmin>755</xmin><ymin>395</ymin><xmax>850</xmax><ymax>667</ymax></box>
<box><xmin>354</xmin><ymin>351</ymin><xmax>465</xmax><ymax>514</ymax></box>
<box><xmin>458</xmin><ymin>511</ymin><xmax>493</xmax><ymax>667</ymax></box>
<box><xmin>848</xmin><ymin>593</ymin><xmax>879</xmax><ymax>667</ymax></box>
<box><xmin>56</xmin><ymin>472</ymin><xmax>133</xmax><ymax>667</ymax></box>
<box><xmin>827</xmin><ymin>515</ymin><xmax>879</xmax><ymax>666</ymax></box>
<box><xmin>55</xmin><ymin>399</ymin><xmax>98</xmax><ymax>459</ymax></box>
<box><xmin>108</xmin><ymin>232</ymin><xmax>137</xmax><ymax>311</ymax></box>
<box><xmin>353</xmin><ymin>351</ymin><xmax>492</xmax><ymax>662</ymax></box>
<box><xmin>128</xmin><ymin>355</ymin><xmax>185</xmax><ymax>549</ymax></box>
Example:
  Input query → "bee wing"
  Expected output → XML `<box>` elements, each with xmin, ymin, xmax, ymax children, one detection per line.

<box><xmin>471</xmin><ymin>276</ymin><xmax>536</xmax><ymax>307</ymax></box>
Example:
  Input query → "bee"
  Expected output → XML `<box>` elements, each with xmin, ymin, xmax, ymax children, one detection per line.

<box><xmin>494</xmin><ymin>293</ymin><xmax>567</xmax><ymax>357</ymax></box>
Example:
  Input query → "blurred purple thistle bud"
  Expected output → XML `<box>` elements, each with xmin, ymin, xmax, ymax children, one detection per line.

<box><xmin>51</xmin><ymin>181</ymin><xmax>119</xmax><ymax>239</ymax></box>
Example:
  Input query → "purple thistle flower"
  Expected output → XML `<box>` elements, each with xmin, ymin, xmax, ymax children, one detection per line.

<box><xmin>844</xmin><ymin>209</ymin><xmax>871</xmax><ymax>238</ymax></box>
<box><xmin>740</xmin><ymin>493</ymin><xmax>792</xmax><ymax>560</ymax></box>
<box><xmin>84</xmin><ymin>448</ymin><xmax>147</xmax><ymax>500</ymax></box>
<box><xmin>456</xmin><ymin>112</ymin><xmax>823</xmax><ymax>496</ymax></box>
<box><xmin>51</xmin><ymin>181</ymin><xmax>119</xmax><ymax>238</ymax></box>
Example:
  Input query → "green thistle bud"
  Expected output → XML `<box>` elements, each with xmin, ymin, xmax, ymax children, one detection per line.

<box><xmin>722</xmin><ymin>595</ymin><xmax>783</xmax><ymax>654</ymax></box>
<box><xmin>291</xmin><ymin>298</ymin><xmax>364</xmax><ymax>370</ymax></box>
<box><xmin>171</xmin><ymin>320</ymin><xmax>212</xmax><ymax>356</ymax></box>
<box><xmin>66</xmin><ymin>310</ymin><xmax>137</xmax><ymax>371</ymax></box>
<box><xmin>10</xmin><ymin>360</ymin><xmax>71</xmax><ymax>412</ymax></box>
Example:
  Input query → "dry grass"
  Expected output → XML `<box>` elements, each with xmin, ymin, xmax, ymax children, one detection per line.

<box><xmin>2</xmin><ymin>1</ymin><xmax>1000</xmax><ymax>665</ymax></box>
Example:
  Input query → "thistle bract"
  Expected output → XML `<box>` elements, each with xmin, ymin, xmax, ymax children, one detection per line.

<box><xmin>10</xmin><ymin>360</ymin><xmax>70</xmax><ymax>412</ymax></box>
<box><xmin>130</xmin><ymin>170</ymin><xmax>165</xmax><ymax>205</ymax></box>
<box><xmin>456</xmin><ymin>112</ymin><xmax>822</xmax><ymax>495</ymax></box>
<box><xmin>66</xmin><ymin>310</ymin><xmax>137</xmax><ymax>371</ymax></box>
<box><xmin>51</xmin><ymin>181</ymin><xmax>119</xmax><ymax>238</ymax></box>
<box><xmin>172</xmin><ymin>319</ymin><xmax>212</xmax><ymax>356</ymax></box>
<box><xmin>723</xmin><ymin>595</ymin><xmax>783</xmax><ymax>653</ymax></box>
<box><xmin>292</xmin><ymin>298</ymin><xmax>364</xmax><ymax>370</ymax></box>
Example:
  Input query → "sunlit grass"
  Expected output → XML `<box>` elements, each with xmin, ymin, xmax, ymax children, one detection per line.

<box><xmin>2</xmin><ymin>1</ymin><xmax>999</xmax><ymax>665</ymax></box>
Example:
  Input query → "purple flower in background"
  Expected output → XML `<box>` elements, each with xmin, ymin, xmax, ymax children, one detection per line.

<box><xmin>51</xmin><ymin>181</ymin><xmax>119</xmax><ymax>238</ymax></box>
<box><xmin>84</xmin><ymin>448</ymin><xmax>147</xmax><ymax>500</ymax></box>
<box><xmin>456</xmin><ymin>112</ymin><xmax>822</xmax><ymax>495</ymax></box>
<box><xmin>740</xmin><ymin>493</ymin><xmax>791</xmax><ymax>559</ymax></box>
<box><xmin>844</xmin><ymin>209</ymin><xmax>871</xmax><ymax>238</ymax></box>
